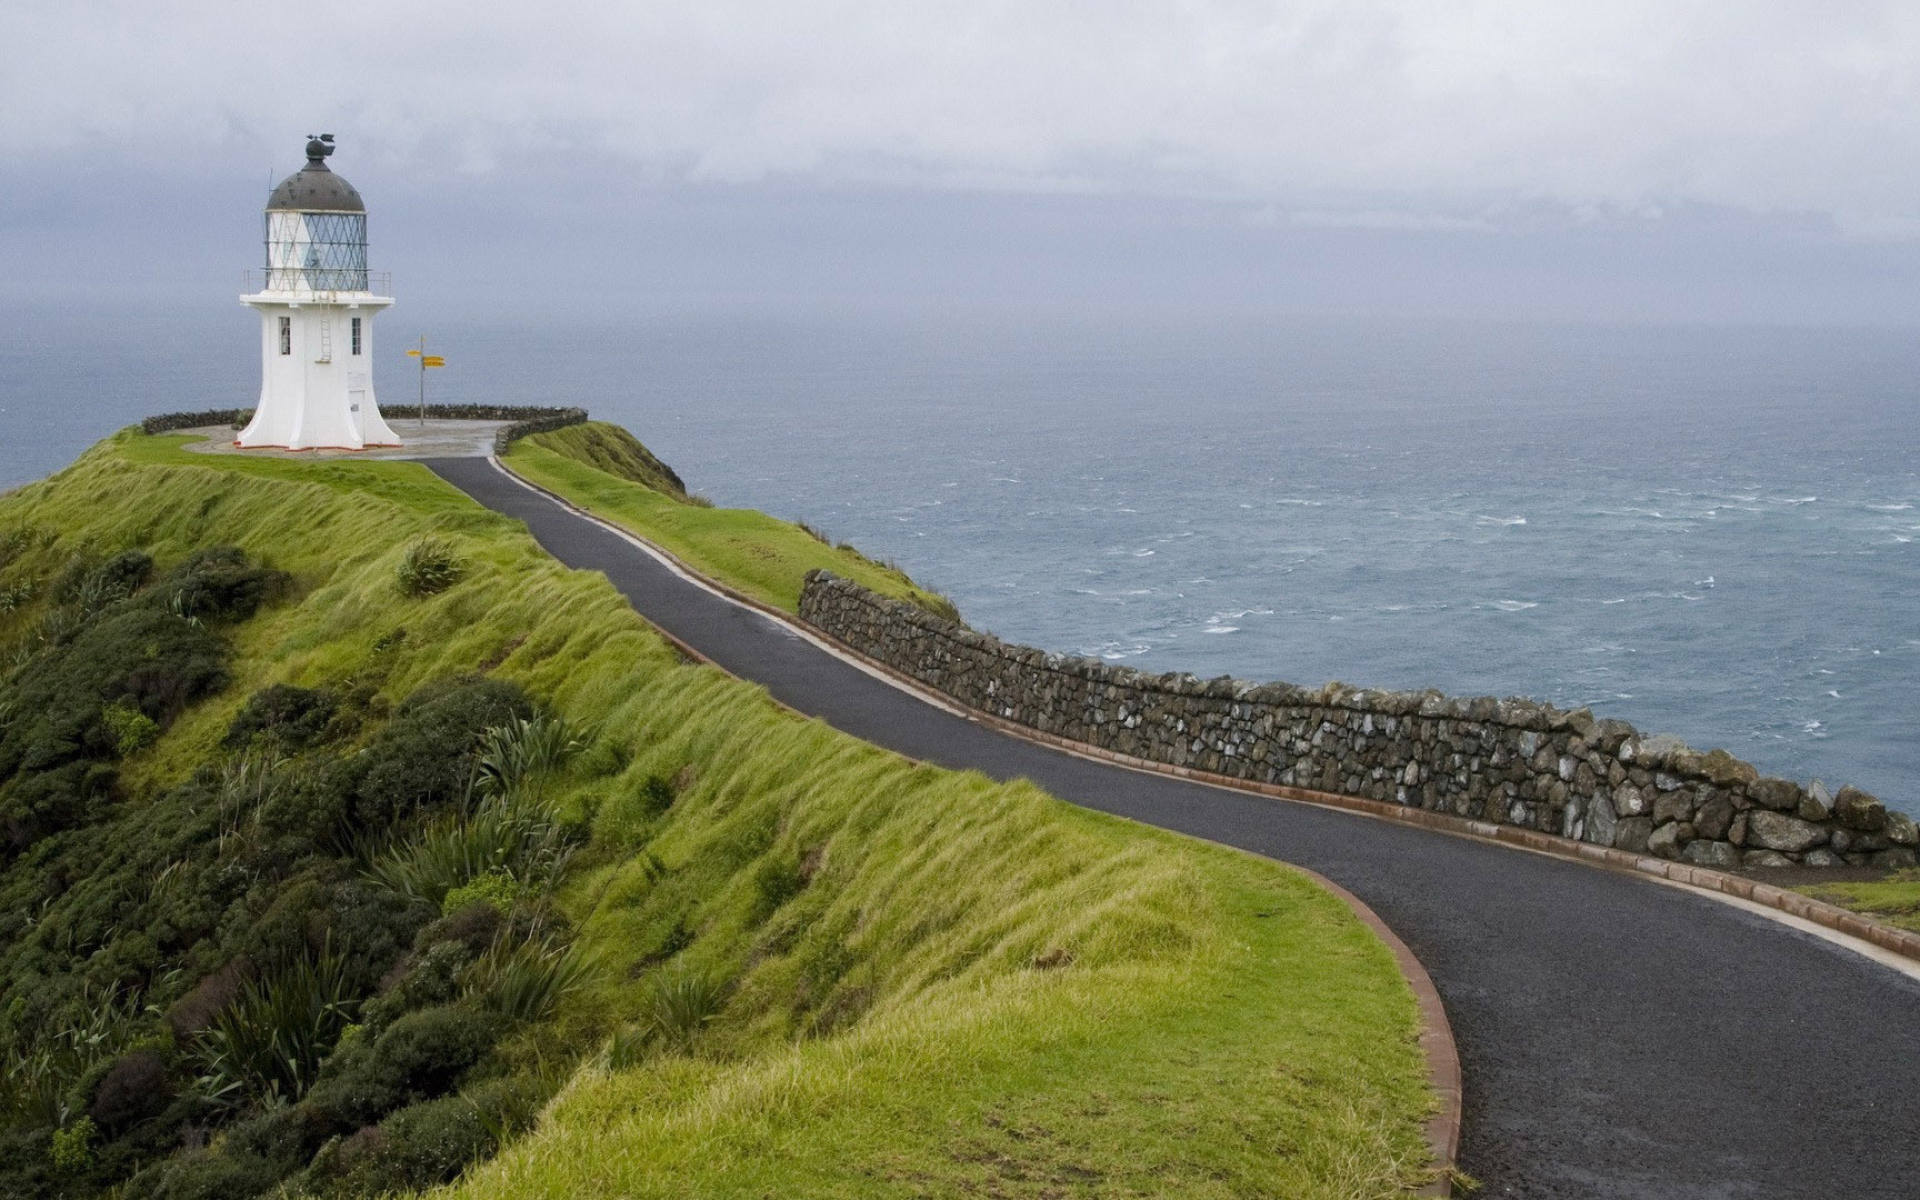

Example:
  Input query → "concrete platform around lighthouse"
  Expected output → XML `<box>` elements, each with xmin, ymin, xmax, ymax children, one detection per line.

<box><xmin>177</xmin><ymin>418</ymin><xmax>513</xmax><ymax>460</ymax></box>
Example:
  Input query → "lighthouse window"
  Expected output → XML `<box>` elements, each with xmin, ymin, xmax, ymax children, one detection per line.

<box><xmin>351</xmin><ymin>317</ymin><xmax>362</xmax><ymax>356</ymax></box>
<box><xmin>278</xmin><ymin>317</ymin><xmax>291</xmax><ymax>356</ymax></box>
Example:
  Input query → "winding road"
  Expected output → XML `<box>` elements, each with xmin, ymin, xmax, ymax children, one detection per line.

<box><xmin>429</xmin><ymin>456</ymin><xmax>1920</xmax><ymax>1199</ymax></box>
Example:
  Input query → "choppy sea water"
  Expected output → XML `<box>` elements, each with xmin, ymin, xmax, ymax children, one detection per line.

<box><xmin>3</xmin><ymin>307</ymin><xmax>1916</xmax><ymax>813</ymax></box>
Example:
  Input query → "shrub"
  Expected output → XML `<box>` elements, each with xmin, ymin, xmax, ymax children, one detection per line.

<box><xmin>102</xmin><ymin>702</ymin><xmax>160</xmax><ymax>756</ymax></box>
<box><xmin>252</xmin><ymin>763</ymin><xmax>356</xmax><ymax>850</ymax></box>
<box><xmin>88</xmin><ymin>1049</ymin><xmax>175</xmax><ymax>1134</ymax></box>
<box><xmin>441</xmin><ymin>871</ymin><xmax>520</xmax><ymax>917</ymax></box>
<box><xmin>305</xmin><ymin>1005</ymin><xmax>501</xmax><ymax>1129</ymax></box>
<box><xmin>138</xmin><ymin>408</ymin><xmax>254</xmax><ymax>436</ymax></box>
<box><xmin>419</xmin><ymin>901</ymin><xmax>507</xmax><ymax>958</ymax></box>
<box><xmin>73</xmin><ymin>550</ymin><xmax>153</xmax><ymax>613</ymax></box>
<box><xmin>191</xmin><ymin>950</ymin><xmax>358</xmax><ymax>1108</ymax></box>
<box><xmin>350</xmin><ymin>676</ymin><xmax>531</xmax><ymax>826</ymax></box>
<box><xmin>158</xmin><ymin>547</ymin><xmax>289</xmax><ymax>623</ymax></box>
<box><xmin>224</xmin><ymin>684</ymin><xmax>337</xmax><ymax>751</ymax></box>
<box><xmin>0</xmin><ymin>605</ymin><xmax>229</xmax><ymax>792</ymax></box>
<box><xmin>395</xmin><ymin>539</ymin><xmax>463</xmax><ymax>597</ymax></box>
<box><xmin>166</xmin><ymin>960</ymin><xmax>251</xmax><ymax>1041</ymax></box>
<box><xmin>50</xmin><ymin>551</ymin><xmax>101</xmax><ymax>607</ymax></box>
<box><xmin>367</xmin><ymin>940</ymin><xmax>476</xmax><ymax>1024</ymax></box>
<box><xmin>355</xmin><ymin>1095</ymin><xmax>495</xmax><ymax>1191</ymax></box>
<box><xmin>48</xmin><ymin>1117</ymin><xmax>96</xmax><ymax>1173</ymax></box>
<box><xmin>124</xmin><ymin>1147</ymin><xmax>282</xmax><ymax>1200</ymax></box>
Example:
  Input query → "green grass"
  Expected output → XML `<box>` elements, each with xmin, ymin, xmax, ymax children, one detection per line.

<box><xmin>1794</xmin><ymin>872</ymin><xmax>1920</xmax><ymax>934</ymax></box>
<box><xmin>0</xmin><ymin>425</ymin><xmax>1437</xmax><ymax>1197</ymax></box>
<box><xmin>507</xmin><ymin>423</ymin><xmax>959</xmax><ymax>619</ymax></box>
<box><xmin>521</xmin><ymin>422</ymin><xmax>690</xmax><ymax>499</ymax></box>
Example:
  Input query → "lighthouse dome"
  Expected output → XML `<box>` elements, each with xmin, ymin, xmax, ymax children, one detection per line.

<box><xmin>261</xmin><ymin>136</ymin><xmax>372</xmax><ymax>292</ymax></box>
<box><xmin>266</xmin><ymin>136</ymin><xmax>364</xmax><ymax>212</ymax></box>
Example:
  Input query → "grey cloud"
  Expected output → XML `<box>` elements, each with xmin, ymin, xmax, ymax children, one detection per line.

<box><xmin>4</xmin><ymin>1</ymin><xmax>1919</xmax><ymax>234</ymax></box>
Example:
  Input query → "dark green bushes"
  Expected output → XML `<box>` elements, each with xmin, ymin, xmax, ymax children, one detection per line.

<box><xmin>304</xmin><ymin>1005</ymin><xmax>503</xmax><ymax>1130</ymax></box>
<box><xmin>87</xmin><ymin>1050</ymin><xmax>175</xmax><ymax>1134</ymax></box>
<box><xmin>192</xmin><ymin>949</ymin><xmax>359</xmax><ymax>1108</ymax></box>
<box><xmin>351</xmin><ymin>676</ymin><xmax>529</xmax><ymax>827</ymax></box>
<box><xmin>329</xmin><ymin>1094</ymin><xmax>496</xmax><ymax>1192</ymax></box>
<box><xmin>0</xmin><ymin>547</ymin><xmax>284</xmax><ymax>857</ymax></box>
<box><xmin>0</xmin><ymin>675</ymin><xmax>578</xmax><ymax>1196</ymax></box>
<box><xmin>160</xmin><ymin>546</ymin><xmax>289</xmax><ymax>624</ymax></box>
<box><xmin>0</xmin><ymin>539</ymin><xmax>602</xmax><ymax>1199</ymax></box>
<box><xmin>224</xmin><ymin>684</ymin><xmax>338</xmax><ymax>751</ymax></box>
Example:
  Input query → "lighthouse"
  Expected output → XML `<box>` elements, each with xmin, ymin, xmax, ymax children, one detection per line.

<box><xmin>236</xmin><ymin>136</ymin><xmax>402</xmax><ymax>450</ymax></box>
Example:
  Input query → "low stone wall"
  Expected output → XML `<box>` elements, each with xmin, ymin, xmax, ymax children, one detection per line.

<box><xmin>140</xmin><ymin>405</ymin><xmax>587</xmax><ymax>452</ymax></box>
<box><xmin>800</xmin><ymin>572</ymin><xmax>1917</xmax><ymax>870</ymax></box>
<box><xmin>141</xmin><ymin>408</ymin><xmax>253</xmax><ymax>434</ymax></box>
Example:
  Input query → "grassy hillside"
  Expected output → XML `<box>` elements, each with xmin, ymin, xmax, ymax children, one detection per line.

<box><xmin>508</xmin><ymin>423</ymin><xmax>959</xmax><ymax>619</ymax></box>
<box><xmin>517</xmin><ymin>422</ymin><xmax>690</xmax><ymax>500</ymax></box>
<box><xmin>0</xmin><ymin>426</ymin><xmax>1436</xmax><ymax>1197</ymax></box>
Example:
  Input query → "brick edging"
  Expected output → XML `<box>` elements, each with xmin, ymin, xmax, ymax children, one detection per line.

<box><xmin>493</xmin><ymin>456</ymin><xmax>1469</xmax><ymax>1191</ymax></box>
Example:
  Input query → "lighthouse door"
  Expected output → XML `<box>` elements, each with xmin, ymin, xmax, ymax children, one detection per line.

<box><xmin>347</xmin><ymin>390</ymin><xmax>368</xmax><ymax>439</ymax></box>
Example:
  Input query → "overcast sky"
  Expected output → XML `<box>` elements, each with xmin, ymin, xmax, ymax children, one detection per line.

<box><xmin>6</xmin><ymin>2</ymin><xmax>1920</xmax><ymax>324</ymax></box>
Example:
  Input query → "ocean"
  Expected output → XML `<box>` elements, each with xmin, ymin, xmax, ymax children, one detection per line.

<box><xmin>3</xmin><ymin>305</ymin><xmax>1916</xmax><ymax>814</ymax></box>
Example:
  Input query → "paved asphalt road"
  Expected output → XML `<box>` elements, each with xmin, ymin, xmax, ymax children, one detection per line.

<box><xmin>430</xmin><ymin>457</ymin><xmax>1920</xmax><ymax>1199</ymax></box>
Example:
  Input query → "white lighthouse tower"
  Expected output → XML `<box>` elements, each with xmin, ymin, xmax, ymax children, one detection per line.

<box><xmin>236</xmin><ymin>136</ymin><xmax>402</xmax><ymax>450</ymax></box>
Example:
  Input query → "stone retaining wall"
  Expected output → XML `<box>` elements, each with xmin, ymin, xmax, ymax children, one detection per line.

<box><xmin>140</xmin><ymin>404</ymin><xmax>587</xmax><ymax>450</ymax></box>
<box><xmin>800</xmin><ymin>571</ymin><xmax>1917</xmax><ymax>870</ymax></box>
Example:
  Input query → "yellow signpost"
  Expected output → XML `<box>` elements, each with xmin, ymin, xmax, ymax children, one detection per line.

<box><xmin>409</xmin><ymin>338</ymin><xmax>446</xmax><ymax>423</ymax></box>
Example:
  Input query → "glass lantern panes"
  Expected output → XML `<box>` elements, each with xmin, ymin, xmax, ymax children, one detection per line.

<box><xmin>264</xmin><ymin>211</ymin><xmax>369</xmax><ymax>291</ymax></box>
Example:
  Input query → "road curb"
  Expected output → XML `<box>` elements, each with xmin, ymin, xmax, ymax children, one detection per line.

<box><xmin>1294</xmin><ymin>866</ymin><xmax>1463</xmax><ymax>1197</ymax></box>
<box><xmin>490</xmin><ymin>455</ymin><xmax>1466</xmax><ymax>1192</ymax></box>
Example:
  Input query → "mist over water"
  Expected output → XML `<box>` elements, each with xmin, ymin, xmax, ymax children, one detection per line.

<box><xmin>4</xmin><ymin>306</ymin><xmax>1917</xmax><ymax>813</ymax></box>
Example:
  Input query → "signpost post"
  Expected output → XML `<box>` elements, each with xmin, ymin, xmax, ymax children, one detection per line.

<box><xmin>407</xmin><ymin>339</ymin><xmax>446</xmax><ymax>424</ymax></box>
